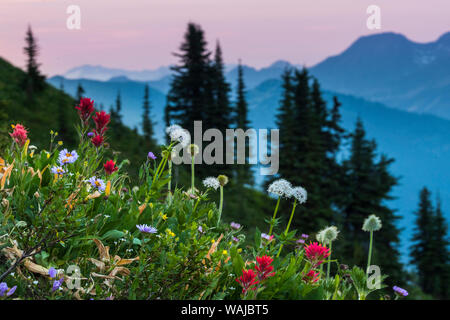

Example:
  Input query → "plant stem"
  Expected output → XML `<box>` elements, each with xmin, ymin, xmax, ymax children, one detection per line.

<box><xmin>191</xmin><ymin>155</ymin><xmax>195</xmax><ymax>192</ymax></box>
<box><xmin>268</xmin><ymin>197</ymin><xmax>281</xmax><ymax>236</ymax></box>
<box><xmin>276</xmin><ymin>199</ymin><xmax>297</xmax><ymax>258</ymax></box>
<box><xmin>367</xmin><ymin>230</ymin><xmax>373</xmax><ymax>273</ymax></box>
<box><xmin>168</xmin><ymin>159</ymin><xmax>172</xmax><ymax>192</ymax></box>
<box><xmin>217</xmin><ymin>186</ymin><xmax>224</xmax><ymax>226</ymax></box>
<box><xmin>327</xmin><ymin>241</ymin><xmax>332</xmax><ymax>280</ymax></box>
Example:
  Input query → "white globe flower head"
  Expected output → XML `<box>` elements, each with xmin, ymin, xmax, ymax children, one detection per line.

<box><xmin>267</xmin><ymin>179</ymin><xmax>293</xmax><ymax>198</ymax></box>
<box><xmin>165</xmin><ymin>124</ymin><xmax>182</xmax><ymax>135</ymax></box>
<box><xmin>316</xmin><ymin>226</ymin><xmax>339</xmax><ymax>244</ymax></box>
<box><xmin>291</xmin><ymin>186</ymin><xmax>307</xmax><ymax>204</ymax></box>
<box><xmin>362</xmin><ymin>214</ymin><xmax>382</xmax><ymax>232</ymax></box>
<box><xmin>203</xmin><ymin>177</ymin><xmax>220</xmax><ymax>190</ymax></box>
<box><xmin>169</xmin><ymin>128</ymin><xmax>191</xmax><ymax>148</ymax></box>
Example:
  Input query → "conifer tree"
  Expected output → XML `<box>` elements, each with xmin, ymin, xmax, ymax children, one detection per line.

<box><xmin>337</xmin><ymin>118</ymin><xmax>403</xmax><ymax>284</ymax></box>
<box><xmin>142</xmin><ymin>84</ymin><xmax>156</xmax><ymax>150</ymax></box>
<box><xmin>23</xmin><ymin>26</ymin><xmax>45</xmax><ymax>100</ymax></box>
<box><xmin>76</xmin><ymin>83</ymin><xmax>85</xmax><ymax>101</ymax></box>
<box><xmin>410</xmin><ymin>187</ymin><xmax>437</xmax><ymax>294</ymax></box>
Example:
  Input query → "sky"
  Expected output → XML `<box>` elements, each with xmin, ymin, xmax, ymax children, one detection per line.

<box><xmin>0</xmin><ymin>0</ymin><xmax>449</xmax><ymax>75</ymax></box>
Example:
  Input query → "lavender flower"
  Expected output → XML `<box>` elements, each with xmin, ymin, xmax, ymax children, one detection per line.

<box><xmin>147</xmin><ymin>151</ymin><xmax>157</xmax><ymax>160</ymax></box>
<box><xmin>52</xmin><ymin>278</ymin><xmax>64</xmax><ymax>292</ymax></box>
<box><xmin>48</xmin><ymin>267</ymin><xmax>57</xmax><ymax>278</ymax></box>
<box><xmin>230</xmin><ymin>222</ymin><xmax>241</xmax><ymax>230</ymax></box>
<box><xmin>88</xmin><ymin>176</ymin><xmax>106</xmax><ymax>192</ymax></box>
<box><xmin>0</xmin><ymin>283</ymin><xmax>7</xmax><ymax>296</ymax></box>
<box><xmin>393</xmin><ymin>286</ymin><xmax>408</xmax><ymax>297</ymax></box>
<box><xmin>301</xmin><ymin>234</ymin><xmax>309</xmax><ymax>239</ymax></box>
<box><xmin>261</xmin><ymin>233</ymin><xmax>274</xmax><ymax>241</ymax></box>
<box><xmin>58</xmin><ymin>149</ymin><xmax>78</xmax><ymax>165</ymax></box>
<box><xmin>50</xmin><ymin>166</ymin><xmax>66</xmax><ymax>176</ymax></box>
<box><xmin>232</xmin><ymin>236</ymin><xmax>240</xmax><ymax>243</ymax></box>
<box><xmin>296</xmin><ymin>239</ymin><xmax>305</xmax><ymax>245</ymax></box>
<box><xmin>136</xmin><ymin>224</ymin><xmax>157</xmax><ymax>234</ymax></box>
<box><xmin>87</xmin><ymin>132</ymin><xmax>94</xmax><ymax>137</ymax></box>
<box><xmin>198</xmin><ymin>226</ymin><xmax>204</xmax><ymax>233</ymax></box>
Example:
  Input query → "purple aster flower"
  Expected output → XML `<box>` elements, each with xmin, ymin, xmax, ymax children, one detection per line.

<box><xmin>52</xmin><ymin>277</ymin><xmax>64</xmax><ymax>292</ymax></box>
<box><xmin>232</xmin><ymin>236</ymin><xmax>240</xmax><ymax>243</ymax></box>
<box><xmin>136</xmin><ymin>224</ymin><xmax>157</xmax><ymax>234</ymax></box>
<box><xmin>296</xmin><ymin>239</ymin><xmax>305</xmax><ymax>245</ymax></box>
<box><xmin>393</xmin><ymin>286</ymin><xmax>408</xmax><ymax>297</ymax></box>
<box><xmin>6</xmin><ymin>286</ymin><xmax>16</xmax><ymax>297</ymax></box>
<box><xmin>0</xmin><ymin>282</ymin><xmax>8</xmax><ymax>296</ymax></box>
<box><xmin>87</xmin><ymin>132</ymin><xmax>94</xmax><ymax>137</ymax></box>
<box><xmin>147</xmin><ymin>152</ymin><xmax>157</xmax><ymax>160</ymax></box>
<box><xmin>50</xmin><ymin>166</ymin><xmax>66</xmax><ymax>176</ymax></box>
<box><xmin>301</xmin><ymin>234</ymin><xmax>309</xmax><ymax>239</ymax></box>
<box><xmin>58</xmin><ymin>149</ymin><xmax>78</xmax><ymax>165</ymax></box>
<box><xmin>230</xmin><ymin>222</ymin><xmax>241</xmax><ymax>230</ymax></box>
<box><xmin>48</xmin><ymin>267</ymin><xmax>57</xmax><ymax>278</ymax></box>
<box><xmin>88</xmin><ymin>176</ymin><xmax>106</xmax><ymax>192</ymax></box>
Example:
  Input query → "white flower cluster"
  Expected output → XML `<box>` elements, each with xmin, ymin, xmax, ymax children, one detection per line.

<box><xmin>166</xmin><ymin>124</ymin><xmax>190</xmax><ymax>148</ymax></box>
<box><xmin>267</xmin><ymin>179</ymin><xmax>292</xmax><ymax>198</ymax></box>
<box><xmin>203</xmin><ymin>177</ymin><xmax>220</xmax><ymax>190</ymax></box>
<box><xmin>290</xmin><ymin>186</ymin><xmax>307</xmax><ymax>204</ymax></box>
<box><xmin>267</xmin><ymin>179</ymin><xmax>307</xmax><ymax>204</ymax></box>
<box><xmin>316</xmin><ymin>226</ymin><xmax>339</xmax><ymax>244</ymax></box>
<box><xmin>362</xmin><ymin>214</ymin><xmax>382</xmax><ymax>232</ymax></box>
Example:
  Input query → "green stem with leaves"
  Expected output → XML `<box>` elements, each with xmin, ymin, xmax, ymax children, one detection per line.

<box><xmin>268</xmin><ymin>197</ymin><xmax>281</xmax><ymax>236</ymax></box>
<box><xmin>191</xmin><ymin>155</ymin><xmax>195</xmax><ymax>192</ymax></box>
<box><xmin>327</xmin><ymin>241</ymin><xmax>332</xmax><ymax>280</ymax></box>
<box><xmin>276</xmin><ymin>199</ymin><xmax>297</xmax><ymax>258</ymax></box>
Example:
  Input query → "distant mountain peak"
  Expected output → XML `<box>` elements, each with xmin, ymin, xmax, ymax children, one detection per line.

<box><xmin>267</xmin><ymin>60</ymin><xmax>292</xmax><ymax>69</ymax></box>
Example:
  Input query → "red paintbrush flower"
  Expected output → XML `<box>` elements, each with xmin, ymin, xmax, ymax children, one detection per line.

<box><xmin>104</xmin><ymin>160</ymin><xmax>118</xmax><ymax>175</ymax></box>
<box><xmin>9</xmin><ymin>124</ymin><xmax>28</xmax><ymax>147</ymax></box>
<box><xmin>303</xmin><ymin>270</ymin><xmax>320</xmax><ymax>283</ymax></box>
<box><xmin>236</xmin><ymin>269</ymin><xmax>259</xmax><ymax>294</ymax></box>
<box><xmin>255</xmin><ymin>255</ymin><xmax>275</xmax><ymax>280</ymax></box>
<box><xmin>91</xmin><ymin>134</ymin><xmax>104</xmax><ymax>147</ymax></box>
<box><xmin>304</xmin><ymin>242</ymin><xmax>330</xmax><ymax>267</ymax></box>
<box><xmin>75</xmin><ymin>98</ymin><xmax>95</xmax><ymax>123</ymax></box>
<box><xmin>93</xmin><ymin>111</ymin><xmax>110</xmax><ymax>135</ymax></box>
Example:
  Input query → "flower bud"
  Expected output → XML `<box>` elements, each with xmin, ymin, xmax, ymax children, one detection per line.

<box><xmin>217</xmin><ymin>175</ymin><xmax>229</xmax><ymax>187</ymax></box>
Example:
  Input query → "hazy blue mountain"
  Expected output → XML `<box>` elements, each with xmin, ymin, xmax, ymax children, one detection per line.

<box><xmin>63</xmin><ymin>64</ymin><xmax>172</xmax><ymax>82</ymax></box>
<box><xmin>309</xmin><ymin>32</ymin><xmax>450</xmax><ymax>119</ymax></box>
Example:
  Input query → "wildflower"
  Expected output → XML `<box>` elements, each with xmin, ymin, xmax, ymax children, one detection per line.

<box><xmin>230</xmin><ymin>222</ymin><xmax>241</xmax><ymax>230</ymax></box>
<box><xmin>75</xmin><ymin>98</ymin><xmax>94</xmax><ymax>123</ymax></box>
<box><xmin>290</xmin><ymin>186</ymin><xmax>307</xmax><ymax>204</ymax></box>
<box><xmin>267</xmin><ymin>179</ymin><xmax>292</xmax><ymax>198</ymax></box>
<box><xmin>316</xmin><ymin>226</ymin><xmax>339</xmax><ymax>244</ymax></box>
<box><xmin>136</xmin><ymin>224</ymin><xmax>157</xmax><ymax>234</ymax></box>
<box><xmin>303</xmin><ymin>270</ymin><xmax>320</xmax><ymax>283</ymax></box>
<box><xmin>51</xmin><ymin>166</ymin><xmax>66</xmax><ymax>176</ymax></box>
<box><xmin>87</xmin><ymin>131</ymin><xmax>94</xmax><ymax>137</ymax></box>
<box><xmin>255</xmin><ymin>255</ymin><xmax>275</xmax><ymax>280</ymax></box>
<box><xmin>166</xmin><ymin>229</ymin><xmax>176</xmax><ymax>237</ymax></box>
<box><xmin>202</xmin><ymin>177</ymin><xmax>220</xmax><ymax>190</ymax></box>
<box><xmin>103</xmin><ymin>160</ymin><xmax>118</xmax><ymax>175</ymax></box>
<box><xmin>168</xmin><ymin>127</ymin><xmax>190</xmax><ymax>147</ymax></box>
<box><xmin>235</xmin><ymin>269</ymin><xmax>259</xmax><ymax>294</ymax></box>
<box><xmin>362</xmin><ymin>214</ymin><xmax>382</xmax><ymax>232</ymax></box>
<box><xmin>88</xmin><ymin>176</ymin><xmax>106</xmax><ymax>192</ymax></box>
<box><xmin>9</xmin><ymin>124</ymin><xmax>28</xmax><ymax>147</ymax></box>
<box><xmin>217</xmin><ymin>175</ymin><xmax>229</xmax><ymax>187</ymax></box>
<box><xmin>222</xmin><ymin>250</ymin><xmax>228</xmax><ymax>255</ymax></box>
<box><xmin>58</xmin><ymin>149</ymin><xmax>78</xmax><ymax>165</ymax></box>
<box><xmin>0</xmin><ymin>282</ymin><xmax>17</xmax><ymax>297</ymax></box>
<box><xmin>187</xmin><ymin>143</ymin><xmax>200</xmax><ymax>156</ymax></box>
<box><xmin>57</xmin><ymin>141</ymin><xmax>63</xmax><ymax>146</ymax></box>
<box><xmin>261</xmin><ymin>233</ymin><xmax>274</xmax><ymax>242</ymax></box>
<box><xmin>304</xmin><ymin>242</ymin><xmax>330</xmax><ymax>267</ymax></box>
<box><xmin>165</xmin><ymin>124</ymin><xmax>182</xmax><ymax>135</ymax></box>
<box><xmin>52</xmin><ymin>277</ymin><xmax>64</xmax><ymax>292</ymax></box>
<box><xmin>92</xmin><ymin>111</ymin><xmax>110</xmax><ymax>135</ymax></box>
<box><xmin>91</xmin><ymin>134</ymin><xmax>104</xmax><ymax>147</ymax></box>
<box><xmin>296</xmin><ymin>239</ymin><xmax>305</xmax><ymax>245</ymax></box>
<box><xmin>160</xmin><ymin>213</ymin><xmax>168</xmax><ymax>221</ymax></box>
<box><xmin>48</xmin><ymin>267</ymin><xmax>57</xmax><ymax>278</ymax></box>
<box><xmin>147</xmin><ymin>151</ymin><xmax>157</xmax><ymax>160</ymax></box>
<box><xmin>232</xmin><ymin>236</ymin><xmax>240</xmax><ymax>243</ymax></box>
<box><xmin>393</xmin><ymin>286</ymin><xmax>408</xmax><ymax>297</ymax></box>
<box><xmin>198</xmin><ymin>226</ymin><xmax>204</xmax><ymax>233</ymax></box>
<box><xmin>301</xmin><ymin>234</ymin><xmax>309</xmax><ymax>239</ymax></box>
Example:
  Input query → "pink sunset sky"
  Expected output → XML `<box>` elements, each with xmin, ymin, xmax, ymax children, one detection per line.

<box><xmin>0</xmin><ymin>0</ymin><xmax>449</xmax><ymax>76</ymax></box>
